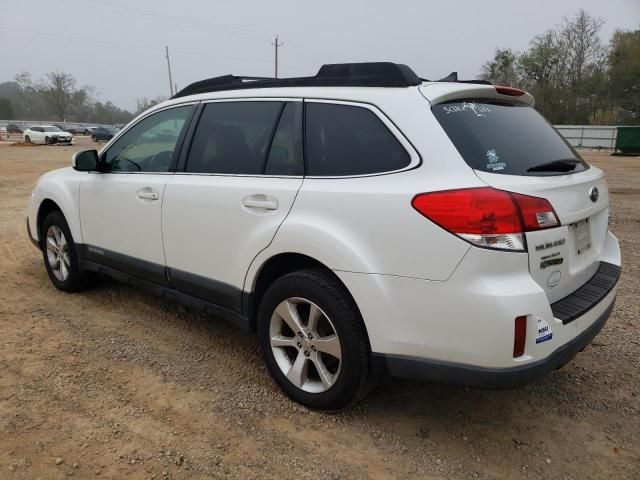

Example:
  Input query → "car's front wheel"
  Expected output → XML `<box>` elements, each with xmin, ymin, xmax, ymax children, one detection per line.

<box><xmin>258</xmin><ymin>269</ymin><xmax>372</xmax><ymax>411</ymax></box>
<box><xmin>41</xmin><ymin>211</ymin><xmax>91</xmax><ymax>292</ymax></box>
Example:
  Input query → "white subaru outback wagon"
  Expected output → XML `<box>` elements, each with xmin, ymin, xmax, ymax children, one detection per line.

<box><xmin>27</xmin><ymin>63</ymin><xmax>621</xmax><ymax>410</ymax></box>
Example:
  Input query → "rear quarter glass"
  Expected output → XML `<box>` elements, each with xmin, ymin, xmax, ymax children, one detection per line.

<box><xmin>432</xmin><ymin>100</ymin><xmax>589</xmax><ymax>176</ymax></box>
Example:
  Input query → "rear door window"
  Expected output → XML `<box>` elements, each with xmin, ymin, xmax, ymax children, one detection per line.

<box><xmin>186</xmin><ymin>101</ymin><xmax>283</xmax><ymax>175</ymax></box>
<box><xmin>432</xmin><ymin>100</ymin><xmax>589</xmax><ymax>176</ymax></box>
<box><xmin>305</xmin><ymin>102</ymin><xmax>411</xmax><ymax>176</ymax></box>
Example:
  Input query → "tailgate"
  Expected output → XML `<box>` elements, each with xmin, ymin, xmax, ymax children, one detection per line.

<box><xmin>429</xmin><ymin>97</ymin><xmax>611</xmax><ymax>305</ymax></box>
<box><xmin>475</xmin><ymin>167</ymin><xmax>609</xmax><ymax>303</ymax></box>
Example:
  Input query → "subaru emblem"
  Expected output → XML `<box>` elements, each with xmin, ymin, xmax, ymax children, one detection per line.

<box><xmin>589</xmin><ymin>186</ymin><xmax>599</xmax><ymax>203</ymax></box>
<box><xmin>547</xmin><ymin>270</ymin><xmax>562</xmax><ymax>288</ymax></box>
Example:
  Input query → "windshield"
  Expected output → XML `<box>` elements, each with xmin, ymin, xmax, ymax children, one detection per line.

<box><xmin>42</xmin><ymin>126</ymin><xmax>63</xmax><ymax>132</ymax></box>
<box><xmin>432</xmin><ymin>100</ymin><xmax>589</xmax><ymax>176</ymax></box>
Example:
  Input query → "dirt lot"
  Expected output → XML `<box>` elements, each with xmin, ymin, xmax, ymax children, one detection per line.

<box><xmin>0</xmin><ymin>137</ymin><xmax>638</xmax><ymax>479</ymax></box>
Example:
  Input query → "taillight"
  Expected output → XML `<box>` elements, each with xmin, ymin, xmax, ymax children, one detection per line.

<box><xmin>511</xmin><ymin>192</ymin><xmax>560</xmax><ymax>230</ymax></box>
<box><xmin>411</xmin><ymin>187</ymin><xmax>559</xmax><ymax>251</ymax></box>
<box><xmin>513</xmin><ymin>316</ymin><xmax>527</xmax><ymax>357</ymax></box>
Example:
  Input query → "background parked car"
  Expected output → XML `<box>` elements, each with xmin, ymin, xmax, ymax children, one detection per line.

<box><xmin>84</xmin><ymin>126</ymin><xmax>98</xmax><ymax>135</ymax></box>
<box><xmin>24</xmin><ymin>125</ymin><xmax>73</xmax><ymax>144</ymax></box>
<box><xmin>91</xmin><ymin>126</ymin><xmax>120</xmax><ymax>142</ymax></box>
<box><xmin>7</xmin><ymin>123</ymin><xmax>26</xmax><ymax>134</ymax></box>
<box><xmin>54</xmin><ymin>124</ymin><xmax>81</xmax><ymax>135</ymax></box>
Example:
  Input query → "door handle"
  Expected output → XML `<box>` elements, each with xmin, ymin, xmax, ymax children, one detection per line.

<box><xmin>242</xmin><ymin>197</ymin><xmax>278</xmax><ymax>210</ymax></box>
<box><xmin>136</xmin><ymin>189</ymin><xmax>159</xmax><ymax>201</ymax></box>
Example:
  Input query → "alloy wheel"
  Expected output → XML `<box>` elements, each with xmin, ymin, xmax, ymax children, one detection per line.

<box><xmin>45</xmin><ymin>225</ymin><xmax>70</xmax><ymax>281</ymax></box>
<box><xmin>269</xmin><ymin>297</ymin><xmax>342</xmax><ymax>393</ymax></box>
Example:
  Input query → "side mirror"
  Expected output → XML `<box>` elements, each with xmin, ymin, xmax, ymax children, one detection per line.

<box><xmin>72</xmin><ymin>150</ymin><xmax>100</xmax><ymax>171</ymax></box>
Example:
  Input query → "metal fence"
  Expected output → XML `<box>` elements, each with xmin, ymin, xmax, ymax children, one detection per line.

<box><xmin>0</xmin><ymin>118</ymin><xmax>620</xmax><ymax>149</ymax></box>
<box><xmin>0</xmin><ymin>119</ymin><xmax>117</xmax><ymax>131</ymax></box>
<box><xmin>554</xmin><ymin>125</ymin><xmax>618</xmax><ymax>149</ymax></box>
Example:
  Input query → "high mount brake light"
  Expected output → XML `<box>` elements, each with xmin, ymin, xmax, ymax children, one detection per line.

<box><xmin>411</xmin><ymin>187</ymin><xmax>560</xmax><ymax>251</ymax></box>
<box><xmin>495</xmin><ymin>86</ymin><xmax>526</xmax><ymax>97</ymax></box>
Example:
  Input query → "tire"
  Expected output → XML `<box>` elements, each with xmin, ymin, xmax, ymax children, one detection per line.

<box><xmin>92</xmin><ymin>135</ymin><xmax>97</xmax><ymax>142</ymax></box>
<box><xmin>41</xmin><ymin>211</ymin><xmax>91</xmax><ymax>292</ymax></box>
<box><xmin>258</xmin><ymin>269</ymin><xmax>372</xmax><ymax>411</ymax></box>
<box><xmin>25</xmin><ymin>135</ymin><xmax>31</xmax><ymax>143</ymax></box>
<box><xmin>44</xmin><ymin>136</ymin><xmax>50</xmax><ymax>145</ymax></box>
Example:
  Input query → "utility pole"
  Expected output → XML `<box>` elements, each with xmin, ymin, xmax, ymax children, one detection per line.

<box><xmin>165</xmin><ymin>45</ymin><xmax>174</xmax><ymax>96</ymax></box>
<box><xmin>272</xmin><ymin>35</ymin><xmax>284</xmax><ymax>78</ymax></box>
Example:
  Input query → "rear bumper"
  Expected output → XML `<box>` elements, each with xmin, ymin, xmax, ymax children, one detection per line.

<box><xmin>377</xmin><ymin>294</ymin><xmax>615</xmax><ymax>389</ymax></box>
<box><xmin>335</xmin><ymin>230</ymin><xmax>621</xmax><ymax>383</ymax></box>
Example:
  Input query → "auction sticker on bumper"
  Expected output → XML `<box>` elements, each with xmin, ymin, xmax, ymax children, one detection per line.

<box><xmin>536</xmin><ymin>317</ymin><xmax>553</xmax><ymax>344</ymax></box>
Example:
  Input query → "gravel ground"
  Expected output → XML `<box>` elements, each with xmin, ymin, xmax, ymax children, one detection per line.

<box><xmin>0</xmin><ymin>137</ymin><xmax>638</xmax><ymax>479</ymax></box>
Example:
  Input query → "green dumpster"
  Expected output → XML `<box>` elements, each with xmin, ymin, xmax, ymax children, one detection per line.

<box><xmin>615</xmin><ymin>126</ymin><xmax>640</xmax><ymax>154</ymax></box>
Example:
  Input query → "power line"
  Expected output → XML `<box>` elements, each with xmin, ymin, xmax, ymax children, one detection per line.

<box><xmin>48</xmin><ymin>0</ymin><xmax>327</xmax><ymax>65</ymax></box>
<box><xmin>0</xmin><ymin>26</ymin><xmax>271</xmax><ymax>64</ymax></box>
<box><xmin>52</xmin><ymin>0</ymin><xmax>274</xmax><ymax>42</ymax></box>
<box><xmin>0</xmin><ymin>26</ymin><xmax>161</xmax><ymax>52</ymax></box>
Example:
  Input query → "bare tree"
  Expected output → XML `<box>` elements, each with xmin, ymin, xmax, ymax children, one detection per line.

<box><xmin>71</xmin><ymin>87</ymin><xmax>95</xmax><ymax>123</ymax></box>
<box><xmin>556</xmin><ymin>10</ymin><xmax>606</xmax><ymax>120</ymax></box>
<box><xmin>37</xmin><ymin>72</ymin><xmax>76</xmax><ymax>121</ymax></box>
<box><xmin>13</xmin><ymin>71</ymin><xmax>102</xmax><ymax>122</ymax></box>
<box><xmin>135</xmin><ymin>96</ymin><xmax>167</xmax><ymax>115</ymax></box>
<box><xmin>480</xmin><ymin>48</ymin><xmax>523</xmax><ymax>86</ymax></box>
<box><xmin>520</xmin><ymin>31</ymin><xmax>565</xmax><ymax>118</ymax></box>
<box><xmin>558</xmin><ymin>10</ymin><xmax>605</xmax><ymax>87</ymax></box>
<box><xmin>607</xmin><ymin>29</ymin><xmax>640</xmax><ymax>123</ymax></box>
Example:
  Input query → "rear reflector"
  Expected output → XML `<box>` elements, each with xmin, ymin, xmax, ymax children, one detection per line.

<box><xmin>495</xmin><ymin>86</ymin><xmax>526</xmax><ymax>97</ymax></box>
<box><xmin>411</xmin><ymin>187</ymin><xmax>559</xmax><ymax>251</ymax></box>
<box><xmin>513</xmin><ymin>316</ymin><xmax>527</xmax><ymax>357</ymax></box>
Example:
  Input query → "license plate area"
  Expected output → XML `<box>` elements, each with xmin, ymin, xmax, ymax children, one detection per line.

<box><xmin>573</xmin><ymin>219</ymin><xmax>591</xmax><ymax>255</ymax></box>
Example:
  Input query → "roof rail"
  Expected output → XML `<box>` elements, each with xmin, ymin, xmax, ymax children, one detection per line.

<box><xmin>172</xmin><ymin>62</ymin><xmax>422</xmax><ymax>98</ymax></box>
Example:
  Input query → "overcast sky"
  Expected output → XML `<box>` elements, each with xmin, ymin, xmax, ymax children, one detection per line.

<box><xmin>1</xmin><ymin>0</ymin><xmax>638</xmax><ymax>111</ymax></box>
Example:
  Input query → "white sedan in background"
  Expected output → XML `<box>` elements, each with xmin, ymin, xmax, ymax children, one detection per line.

<box><xmin>24</xmin><ymin>125</ymin><xmax>73</xmax><ymax>145</ymax></box>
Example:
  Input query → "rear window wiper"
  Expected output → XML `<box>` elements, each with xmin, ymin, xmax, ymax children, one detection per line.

<box><xmin>527</xmin><ymin>159</ymin><xmax>581</xmax><ymax>172</ymax></box>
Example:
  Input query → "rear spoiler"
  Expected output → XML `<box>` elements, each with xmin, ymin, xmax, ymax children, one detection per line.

<box><xmin>420</xmin><ymin>82</ymin><xmax>534</xmax><ymax>107</ymax></box>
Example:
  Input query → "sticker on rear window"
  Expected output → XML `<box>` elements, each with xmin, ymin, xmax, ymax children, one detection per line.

<box><xmin>485</xmin><ymin>149</ymin><xmax>506</xmax><ymax>171</ymax></box>
<box><xmin>536</xmin><ymin>317</ymin><xmax>553</xmax><ymax>344</ymax></box>
<box><xmin>441</xmin><ymin>102</ymin><xmax>492</xmax><ymax>117</ymax></box>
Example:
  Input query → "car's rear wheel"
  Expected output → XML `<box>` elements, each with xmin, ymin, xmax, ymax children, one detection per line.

<box><xmin>258</xmin><ymin>269</ymin><xmax>372</xmax><ymax>411</ymax></box>
<box><xmin>25</xmin><ymin>135</ymin><xmax>31</xmax><ymax>143</ymax></box>
<box><xmin>41</xmin><ymin>211</ymin><xmax>91</xmax><ymax>292</ymax></box>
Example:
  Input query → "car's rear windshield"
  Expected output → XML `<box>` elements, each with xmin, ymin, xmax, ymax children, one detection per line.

<box><xmin>432</xmin><ymin>100</ymin><xmax>589</xmax><ymax>176</ymax></box>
